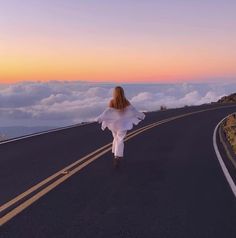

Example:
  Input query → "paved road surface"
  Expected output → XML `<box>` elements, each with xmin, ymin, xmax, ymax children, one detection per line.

<box><xmin>1</xmin><ymin>104</ymin><xmax>236</xmax><ymax>238</ymax></box>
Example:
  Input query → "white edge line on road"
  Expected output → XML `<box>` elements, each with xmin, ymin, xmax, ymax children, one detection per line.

<box><xmin>1</xmin><ymin>104</ymin><xmax>236</xmax><ymax>226</ymax></box>
<box><xmin>213</xmin><ymin>113</ymin><xmax>236</xmax><ymax>198</ymax></box>
<box><xmin>0</xmin><ymin>104</ymin><xmax>235</xmax><ymax>146</ymax></box>
<box><xmin>0</xmin><ymin>122</ymin><xmax>94</xmax><ymax>145</ymax></box>
<box><xmin>0</xmin><ymin>118</ymin><xmax>179</xmax><ymax>225</ymax></box>
<box><xmin>0</xmin><ymin>119</ymin><xmax>167</xmax><ymax>214</ymax></box>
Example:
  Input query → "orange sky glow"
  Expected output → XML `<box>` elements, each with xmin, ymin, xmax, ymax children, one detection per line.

<box><xmin>0</xmin><ymin>1</ymin><xmax>236</xmax><ymax>84</ymax></box>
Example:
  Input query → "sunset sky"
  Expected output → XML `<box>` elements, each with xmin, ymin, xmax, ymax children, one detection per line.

<box><xmin>0</xmin><ymin>0</ymin><xmax>236</xmax><ymax>83</ymax></box>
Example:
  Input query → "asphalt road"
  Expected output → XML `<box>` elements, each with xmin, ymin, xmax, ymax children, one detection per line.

<box><xmin>1</xmin><ymin>104</ymin><xmax>236</xmax><ymax>238</ymax></box>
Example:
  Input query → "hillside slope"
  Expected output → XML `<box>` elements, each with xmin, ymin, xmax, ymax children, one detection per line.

<box><xmin>218</xmin><ymin>93</ymin><xmax>236</xmax><ymax>103</ymax></box>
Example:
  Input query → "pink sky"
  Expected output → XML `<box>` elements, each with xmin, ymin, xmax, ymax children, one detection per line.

<box><xmin>0</xmin><ymin>0</ymin><xmax>236</xmax><ymax>83</ymax></box>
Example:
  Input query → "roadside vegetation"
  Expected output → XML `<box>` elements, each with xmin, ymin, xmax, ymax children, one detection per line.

<box><xmin>222</xmin><ymin>114</ymin><xmax>236</xmax><ymax>154</ymax></box>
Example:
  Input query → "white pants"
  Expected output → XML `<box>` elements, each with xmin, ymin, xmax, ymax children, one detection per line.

<box><xmin>112</xmin><ymin>130</ymin><xmax>127</xmax><ymax>157</ymax></box>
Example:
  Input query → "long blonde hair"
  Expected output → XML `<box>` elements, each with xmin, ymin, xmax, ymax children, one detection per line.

<box><xmin>109</xmin><ymin>86</ymin><xmax>130</xmax><ymax>110</ymax></box>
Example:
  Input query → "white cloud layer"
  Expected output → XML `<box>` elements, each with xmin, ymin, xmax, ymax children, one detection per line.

<box><xmin>0</xmin><ymin>81</ymin><xmax>236</xmax><ymax>127</ymax></box>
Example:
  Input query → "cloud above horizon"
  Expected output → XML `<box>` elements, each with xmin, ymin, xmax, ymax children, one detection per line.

<box><xmin>0</xmin><ymin>81</ymin><xmax>236</xmax><ymax>127</ymax></box>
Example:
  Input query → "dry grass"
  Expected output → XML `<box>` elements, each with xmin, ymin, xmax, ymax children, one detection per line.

<box><xmin>222</xmin><ymin>114</ymin><xmax>236</xmax><ymax>154</ymax></box>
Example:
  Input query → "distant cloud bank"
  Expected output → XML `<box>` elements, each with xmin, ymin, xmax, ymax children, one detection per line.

<box><xmin>0</xmin><ymin>81</ymin><xmax>236</xmax><ymax>127</ymax></box>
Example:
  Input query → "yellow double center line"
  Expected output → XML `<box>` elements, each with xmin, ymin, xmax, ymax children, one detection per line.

<box><xmin>1</xmin><ymin>105</ymin><xmax>236</xmax><ymax>226</ymax></box>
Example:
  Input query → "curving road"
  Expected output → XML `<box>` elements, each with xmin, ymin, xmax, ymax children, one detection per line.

<box><xmin>1</xmin><ymin>104</ymin><xmax>236</xmax><ymax>238</ymax></box>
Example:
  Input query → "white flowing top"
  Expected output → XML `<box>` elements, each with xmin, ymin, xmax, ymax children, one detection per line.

<box><xmin>96</xmin><ymin>104</ymin><xmax>145</xmax><ymax>132</ymax></box>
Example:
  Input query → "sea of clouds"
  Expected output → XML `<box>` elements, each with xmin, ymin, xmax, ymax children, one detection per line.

<box><xmin>0</xmin><ymin>81</ymin><xmax>236</xmax><ymax>128</ymax></box>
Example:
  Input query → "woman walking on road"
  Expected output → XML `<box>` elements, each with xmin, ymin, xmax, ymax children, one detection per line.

<box><xmin>97</xmin><ymin>86</ymin><xmax>145</xmax><ymax>169</ymax></box>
